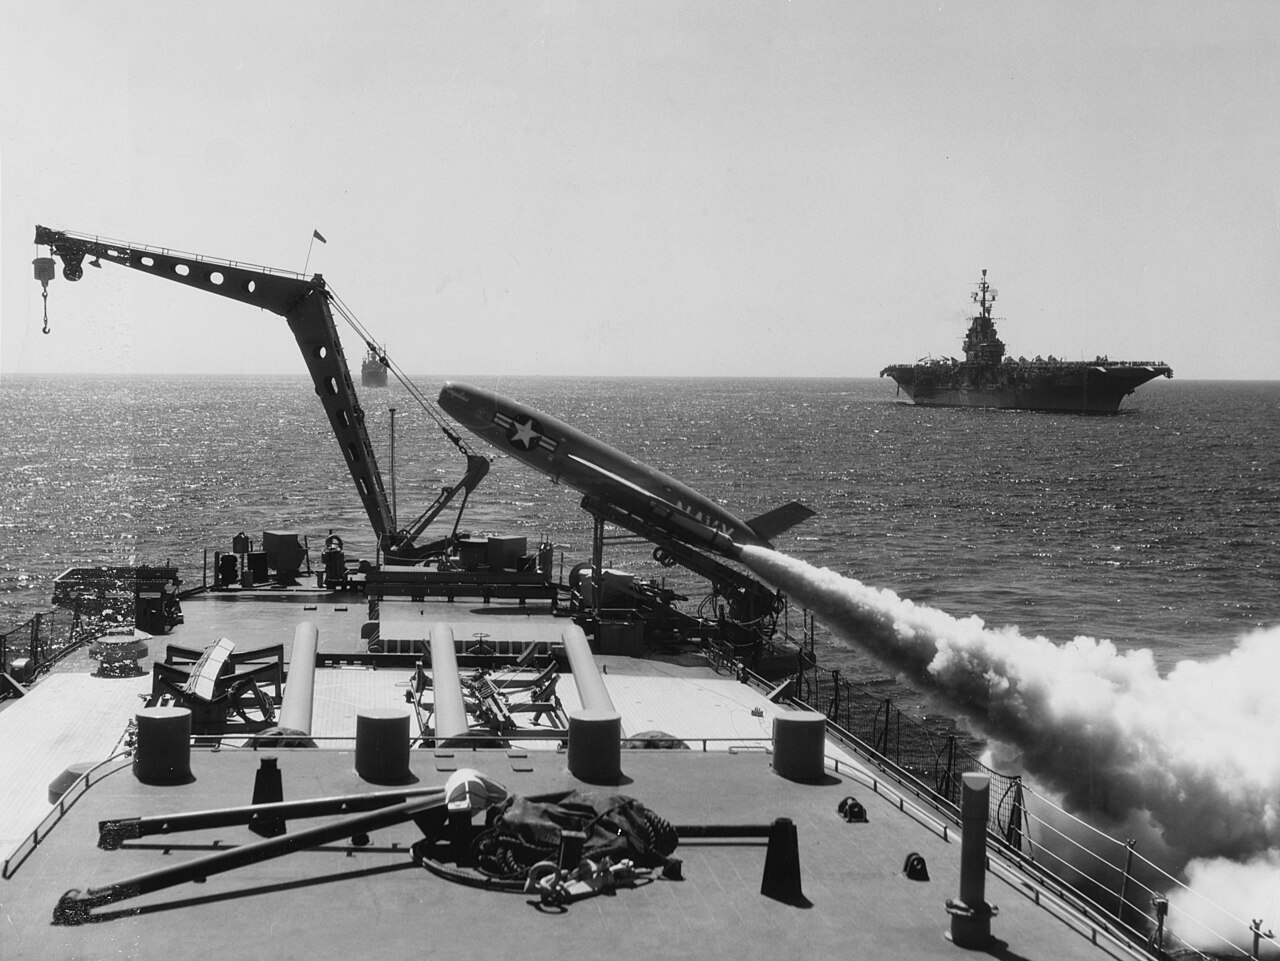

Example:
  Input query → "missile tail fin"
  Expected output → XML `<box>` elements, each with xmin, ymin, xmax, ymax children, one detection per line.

<box><xmin>746</xmin><ymin>501</ymin><xmax>816</xmax><ymax>543</ymax></box>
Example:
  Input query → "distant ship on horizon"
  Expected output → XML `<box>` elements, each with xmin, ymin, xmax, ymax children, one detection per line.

<box><xmin>361</xmin><ymin>343</ymin><xmax>388</xmax><ymax>388</ymax></box>
<box><xmin>880</xmin><ymin>271</ymin><xmax>1172</xmax><ymax>413</ymax></box>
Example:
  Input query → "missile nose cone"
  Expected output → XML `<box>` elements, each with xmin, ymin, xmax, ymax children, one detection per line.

<box><xmin>437</xmin><ymin>381</ymin><xmax>466</xmax><ymax>408</ymax></box>
<box><xmin>437</xmin><ymin>381</ymin><xmax>492</xmax><ymax>429</ymax></box>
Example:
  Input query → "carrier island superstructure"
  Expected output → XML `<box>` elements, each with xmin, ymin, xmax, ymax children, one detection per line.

<box><xmin>881</xmin><ymin>271</ymin><xmax>1172</xmax><ymax>413</ymax></box>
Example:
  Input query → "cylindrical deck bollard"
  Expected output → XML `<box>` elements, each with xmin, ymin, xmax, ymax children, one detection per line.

<box><xmin>355</xmin><ymin>709</ymin><xmax>412</xmax><ymax>784</ymax></box>
<box><xmin>947</xmin><ymin>772</ymin><xmax>998</xmax><ymax>946</ymax></box>
<box><xmin>771</xmin><ymin>712</ymin><xmax>826</xmax><ymax>782</ymax></box>
<box><xmin>133</xmin><ymin>707</ymin><xmax>193</xmax><ymax>784</ymax></box>
<box><xmin>567</xmin><ymin>709</ymin><xmax>622</xmax><ymax>783</ymax></box>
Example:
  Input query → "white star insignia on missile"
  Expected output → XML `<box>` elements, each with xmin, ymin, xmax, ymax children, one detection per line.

<box><xmin>509</xmin><ymin>417</ymin><xmax>542</xmax><ymax>450</ymax></box>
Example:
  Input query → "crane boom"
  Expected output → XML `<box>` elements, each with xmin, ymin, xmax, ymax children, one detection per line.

<box><xmin>33</xmin><ymin>225</ymin><xmax>426</xmax><ymax>556</ymax></box>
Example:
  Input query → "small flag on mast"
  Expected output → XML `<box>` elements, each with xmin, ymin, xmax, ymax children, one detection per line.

<box><xmin>312</xmin><ymin>229</ymin><xmax>327</xmax><ymax>244</ymax></box>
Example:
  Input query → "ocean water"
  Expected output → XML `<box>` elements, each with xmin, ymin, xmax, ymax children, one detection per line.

<box><xmin>2</xmin><ymin>375</ymin><xmax>1278</xmax><ymax>681</ymax></box>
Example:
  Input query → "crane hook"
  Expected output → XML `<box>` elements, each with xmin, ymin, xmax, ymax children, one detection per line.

<box><xmin>33</xmin><ymin>255</ymin><xmax>55</xmax><ymax>334</ymax></box>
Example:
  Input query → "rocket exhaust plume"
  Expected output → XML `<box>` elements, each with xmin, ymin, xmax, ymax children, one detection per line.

<box><xmin>740</xmin><ymin>545</ymin><xmax>1280</xmax><ymax>949</ymax></box>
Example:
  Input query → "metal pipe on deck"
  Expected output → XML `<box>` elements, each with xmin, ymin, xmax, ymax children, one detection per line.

<box><xmin>946</xmin><ymin>772</ymin><xmax>998</xmax><ymax>947</ymax></box>
<box><xmin>562</xmin><ymin>625</ymin><xmax>622</xmax><ymax>783</ymax></box>
<box><xmin>429</xmin><ymin>623</ymin><xmax>469</xmax><ymax>743</ymax></box>
<box><xmin>561</xmin><ymin>624</ymin><xmax>614</xmax><ymax>712</ymax></box>
<box><xmin>278</xmin><ymin>622</ymin><xmax>319</xmax><ymax>735</ymax></box>
<box><xmin>98</xmin><ymin>784</ymin><xmax>450</xmax><ymax>849</ymax></box>
<box><xmin>56</xmin><ymin>791</ymin><xmax>447</xmax><ymax>925</ymax></box>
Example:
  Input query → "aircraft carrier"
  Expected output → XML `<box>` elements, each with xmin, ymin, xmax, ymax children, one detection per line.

<box><xmin>880</xmin><ymin>271</ymin><xmax>1172</xmax><ymax>413</ymax></box>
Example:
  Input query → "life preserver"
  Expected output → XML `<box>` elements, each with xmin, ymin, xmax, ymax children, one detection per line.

<box><xmin>324</xmin><ymin>534</ymin><xmax>344</xmax><ymax>552</ymax></box>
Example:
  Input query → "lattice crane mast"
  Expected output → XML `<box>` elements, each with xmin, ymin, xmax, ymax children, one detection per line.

<box><xmin>32</xmin><ymin>225</ymin><xmax>487</xmax><ymax>560</ymax></box>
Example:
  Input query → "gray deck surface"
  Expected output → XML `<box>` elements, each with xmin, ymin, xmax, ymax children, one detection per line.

<box><xmin>0</xmin><ymin>589</ymin><xmax>1147</xmax><ymax>960</ymax></box>
<box><xmin>0</xmin><ymin>672</ymin><xmax>147</xmax><ymax>856</ymax></box>
<box><xmin>3</xmin><ymin>748</ymin><xmax>1143</xmax><ymax>961</ymax></box>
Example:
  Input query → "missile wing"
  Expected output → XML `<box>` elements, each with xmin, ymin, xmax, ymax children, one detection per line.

<box><xmin>436</xmin><ymin>381</ymin><xmax>814</xmax><ymax>558</ymax></box>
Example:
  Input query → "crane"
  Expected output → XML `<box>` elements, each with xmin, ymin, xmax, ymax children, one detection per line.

<box><xmin>32</xmin><ymin>225</ymin><xmax>488</xmax><ymax>561</ymax></box>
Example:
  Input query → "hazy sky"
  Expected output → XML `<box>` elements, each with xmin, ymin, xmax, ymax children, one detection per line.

<box><xmin>3</xmin><ymin>1</ymin><xmax>1278</xmax><ymax>379</ymax></box>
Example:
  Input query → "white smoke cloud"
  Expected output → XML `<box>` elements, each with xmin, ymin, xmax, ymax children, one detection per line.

<box><xmin>1167</xmin><ymin>851</ymin><xmax>1280</xmax><ymax>955</ymax></box>
<box><xmin>741</xmin><ymin>545</ymin><xmax>1280</xmax><ymax>948</ymax></box>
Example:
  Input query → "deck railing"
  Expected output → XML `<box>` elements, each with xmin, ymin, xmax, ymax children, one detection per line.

<box><xmin>0</xmin><ymin>608</ymin><xmax>87</xmax><ymax>697</ymax></box>
<box><xmin>706</xmin><ymin>634</ymin><xmax>1278</xmax><ymax>961</ymax></box>
<box><xmin>707</xmin><ymin>636</ymin><xmax>1022</xmax><ymax>836</ymax></box>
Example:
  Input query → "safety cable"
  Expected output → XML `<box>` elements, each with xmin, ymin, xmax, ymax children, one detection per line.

<box><xmin>326</xmin><ymin>288</ymin><xmax>481</xmax><ymax>458</ymax></box>
<box><xmin>1014</xmin><ymin>780</ymin><xmax>1280</xmax><ymax>958</ymax></box>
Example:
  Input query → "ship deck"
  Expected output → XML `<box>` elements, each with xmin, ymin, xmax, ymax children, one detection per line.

<box><xmin>3</xmin><ymin>748</ymin><xmax>1145</xmax><ymax>961</ymax></box>
<box><xmin>0</xmin><ymin>590</ymin><xmax>772</xmax><ymax>858</ymax></box>
<box><xmin>0</xmin><ymin>590</ymin><xmax>1148</xmax><ymax>960</ymax></box>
